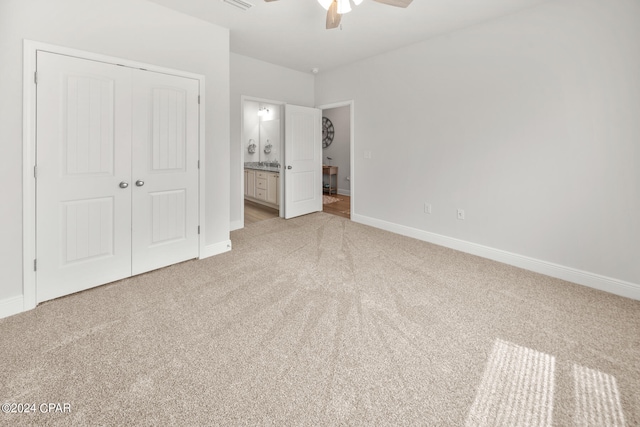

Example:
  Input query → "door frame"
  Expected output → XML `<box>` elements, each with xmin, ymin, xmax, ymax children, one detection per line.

<box><xmin>22</xmin><ymin>40</ymin><xmax>206</xmax><ymax>312</ymax></box>
<box><xmin>238</xmin><ymin>95</ymin><xmax>285</xmax><ymax>228</ymax></box>
<box><xmin>316</xmin><ymin>100</ymin><xmax>355</xmax><ymax>216</ymax></box>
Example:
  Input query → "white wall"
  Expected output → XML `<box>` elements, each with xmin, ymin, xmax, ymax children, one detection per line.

<box><xmin>315</xmin><ymin>0</ymin><xmax>640</xmax><ymax>297</ymax></box>
<box><xmin>322</xmin><ymin>106</ymin><xmax>351</xmax><ymax>195</ymax></box>
<box><xmin>230</xmin><ymin>53</ymin><xmax>315</xmax><ymax>229</ymax></box>
<box><xmin>0</xmin><ymin>0</ymin><xmax>230</xmax><ymax>316</ymax></box>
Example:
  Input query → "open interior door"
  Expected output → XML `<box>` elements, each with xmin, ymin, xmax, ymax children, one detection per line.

<box><xmin>284</xmin><ymin>104</ymin><xmax>322</xmax><ymax>219</ymax></box>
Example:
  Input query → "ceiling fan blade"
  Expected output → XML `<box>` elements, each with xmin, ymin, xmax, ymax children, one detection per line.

<box><xmin>264</xmin><ymin>0</ymin><xmax>279</xmax><ymax>2</ymax></box>
<box><xmin>372</xmin><ymin>0</ymin><xmax>413</xmax><ymax>7</ymax></box>
<box><xmin>326</xmin><ymin>1</ymin><xmax>341</xmax><ymax>29</ymax></box>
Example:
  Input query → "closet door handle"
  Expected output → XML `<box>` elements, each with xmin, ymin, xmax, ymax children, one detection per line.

<box><xmin>119</xmin><ymin>181</ymin><xmax>129</xmax><ymax>189</ymax></box>
<box><xmin>135</xmin><ymin>180</ymin><xmax>145</xmax><ymax>187</ymax></box>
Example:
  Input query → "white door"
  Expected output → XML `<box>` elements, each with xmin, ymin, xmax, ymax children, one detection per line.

<box><xmin>36</xmin><ymin>51</ymin><xmax>199</xmax><ymax>303</ymax></box>
<box><xmin>130</xmin><ymin>70</ymin><xmax>199</xmax><ymax>275</ymax></box>
<box><xmin>36</xmin><ymin>52</ymin><xmax>133</xmax><ymax>302</ymax></box>
<box><xmin>284</xmin><ymin>104</ymin><xmax>322</xmax><ymax>219</ymax></box>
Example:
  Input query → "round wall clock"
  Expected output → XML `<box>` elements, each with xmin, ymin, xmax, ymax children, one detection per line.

<box><xmin>322</xmin><ymin>117</ymin><xmax>335</xmax><ymax>148</ymax></box>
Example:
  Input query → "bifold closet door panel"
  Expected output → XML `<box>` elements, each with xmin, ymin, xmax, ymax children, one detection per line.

<box><xmin>36</xmin><ymin>52</ymin><xmax>133</xmax><ymax>303</ymax></box>
<box><xmin>130</xmin><ymin>69</ymin><xmax>200</xmax><ymax>276</ymax></box>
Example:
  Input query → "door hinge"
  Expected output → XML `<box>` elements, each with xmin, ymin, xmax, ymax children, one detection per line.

<box><xmin>198</xmin><ymin>95</ymin><xmax>200</xmax><ymax>104</ymax></box>
<box><xmin>34</xmin><ymin>71</ymin><xmax>38</xmax><ymax>85</ymax></box>
<box><xmin>34</xmin><ymin>259</ymin><xmax>37</xmax><ymax>271</ymax></box>
<box><xmin>34</xmin><ymin>165</ymin><xmax>37</xmax><ymax>178</ymax></box>
<box><xmin>197</xmin><ymin>226</ymin><xmax>200</xmax><ymax>235</ymax></box>
<box><xmin>197</xmin><ymin>160</ymin><xmax>200</xmax><ymax>169</ymax></box>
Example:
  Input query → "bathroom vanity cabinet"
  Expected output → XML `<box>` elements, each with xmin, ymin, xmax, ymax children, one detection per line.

<box><xmin>245</xmin><ymin>169</ymin><xmax>256</xmax><ymax>198</ymax></box>
<box><xmin>245</xmin><ymin>168</ymin><xmax>279</xmax><ymax>209</ymax></box>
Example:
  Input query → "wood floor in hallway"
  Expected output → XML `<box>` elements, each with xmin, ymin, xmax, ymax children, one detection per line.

<box><xmin>322</xmin><ymin>194</ymin><xmax>350</xmax><ymax>219</ymax></box>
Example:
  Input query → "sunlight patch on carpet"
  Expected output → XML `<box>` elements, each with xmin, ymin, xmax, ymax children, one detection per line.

<box><xmin>465</xmin><ymin>338</ymin><xmax>556</xmax><ymax>427</ymax></box>
<box><xmin>573</xmin><ymin>364</ymin><xmax>626</xmax><ymax>427</ymax></box>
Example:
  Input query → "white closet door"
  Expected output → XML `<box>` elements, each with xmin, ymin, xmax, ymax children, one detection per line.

<box><xmin>36</xmin><ymin>52</ymin><xmax>133</xmax><ymax>303</ymax></box>
<box><xmin>284</xmin><ymin>104</ymin><xmax>322</xmax><ymax>219</ymax></box>
<box><xmin>130</xmin><ymin>70</ymin><xmax>199</xmax><ymax>275</ymax></box>
<box><xmin>36</xmin><ymin>52</ymin><xmax>200</xmax><ymax>303</ymax></box>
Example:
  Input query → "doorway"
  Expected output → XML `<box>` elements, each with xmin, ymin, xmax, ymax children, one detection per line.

<box><xmin>319</xmin><ymin>101</ymin><xmax>354</xmax><ymax>219</ymax></box>
<box><xmin>241</xmin><ymin>98</ymin><xmax>323</xmax><ymax>225</ymax></box>
<box><xmin>241</xmin><ymin>98</ymin><xmax>284</xmax><ymax>225</ymax></box>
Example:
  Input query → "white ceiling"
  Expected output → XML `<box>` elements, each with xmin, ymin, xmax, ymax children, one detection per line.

<box><xmin>146</xmin><ymin>0</ymin><xmax>551</xmax><ymax>74</ymax></box>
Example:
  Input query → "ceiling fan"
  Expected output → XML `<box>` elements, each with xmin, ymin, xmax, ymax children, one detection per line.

<box><xmin>264</xmin><ymin>0</ymin><xmax>413</xmax><ymax>30</ymax></box>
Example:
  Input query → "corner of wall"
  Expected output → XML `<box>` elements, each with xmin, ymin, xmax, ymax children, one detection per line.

<box><xmin>0</xmin><ymin>296</ymin><xmax>26</xmax><ymax>320</ymax></box>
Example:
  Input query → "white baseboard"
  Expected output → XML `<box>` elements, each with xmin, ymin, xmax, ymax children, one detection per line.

<box><xmin>230</xmin><ymin>220</ymin><xmax>243</xmax><ymax>231</ymax></box>
<box><xmin>200</xmin><ymin>239</ymin><xmax>232</xmax><ymax>259</ymax></box>
<box><xmin>0</xmin><ymin>296</ymin><xmax>26</xmax><ymax>320</ymax></box>
<box><xmin>337</xmin><ymin>189</ymin><xmax>351</xmax><ymax>196</ymax></box>
<box><xmin>351</xmin><ymin>213</ymin><xmax>640</xmax><ymax>301</ymax></box>
<box><xmin>2</xmin><ymin>240</ymin><xmax>233</xmax><ymax>320</ymax></box>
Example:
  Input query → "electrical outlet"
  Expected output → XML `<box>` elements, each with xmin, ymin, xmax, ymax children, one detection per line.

<box><xmin>424</xmin><ymin>203</ymin><xmax>432</xmax><ymax>214</ymax></box>
<box><xmin>457</xmin><ymin>209</ymin><xmax>465</xmax><ymax>220</ymax></box>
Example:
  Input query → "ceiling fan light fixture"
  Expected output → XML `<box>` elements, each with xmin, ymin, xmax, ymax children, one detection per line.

<box><xmin>317</xmin><ymin>0</ymin><xmax>333</xmax><ymax>10</ymax></box>
<box><xmin>266</xmin><ymin>0</ymin><xmax>412</xmax><ymax>31</ymax></box>
<box><xmin>337</xmin><ymin>0</ymin><xmax>352</xmax><ymax>14</ymax></box>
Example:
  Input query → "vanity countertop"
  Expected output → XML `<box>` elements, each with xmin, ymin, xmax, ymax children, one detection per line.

<box><xmin>244</xmin><ymin>163</ymin><xmax>280</xmax><ymax>173</ymax></box>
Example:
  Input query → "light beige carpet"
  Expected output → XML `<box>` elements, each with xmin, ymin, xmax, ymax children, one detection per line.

<box><xmin>1</xmin><ymin>212</ymin><xmax>638</xmax><ymax>426</ymax></box>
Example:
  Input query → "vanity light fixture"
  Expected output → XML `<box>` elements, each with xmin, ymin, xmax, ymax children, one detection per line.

<box><xmin>258</xmin><ymin>107</ymin><xmax>270</xmax><ymax>117</ymax></box>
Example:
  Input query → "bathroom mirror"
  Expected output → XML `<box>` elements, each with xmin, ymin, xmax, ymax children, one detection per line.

<box><xmin>259</xmin><ymin>120</ymin><xmax>280</xmax><ymax>163</ymax></box>
<box><xmin>244</xmin><ymin>101</ymin><xmax>282</xmax><ymax>168</ymax></box>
